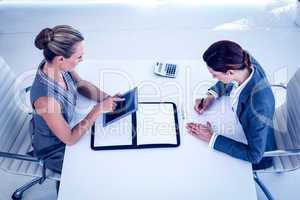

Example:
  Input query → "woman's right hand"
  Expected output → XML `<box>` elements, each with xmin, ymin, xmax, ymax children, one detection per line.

<box><xmin>94</xmin><ymin>95</ymin><xmax>125</xmax><ymax>113</ymax></box>
<box><xmin>194</xmin><ymin>94</ymin><xmax>215</xmax><ymax>115</ymax></box>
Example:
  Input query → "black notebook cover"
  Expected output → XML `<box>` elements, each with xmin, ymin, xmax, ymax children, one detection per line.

<box><xmin>91</xmin><ymin>102</ymin><xmax>180</xmax><ymax>151</ymax></box>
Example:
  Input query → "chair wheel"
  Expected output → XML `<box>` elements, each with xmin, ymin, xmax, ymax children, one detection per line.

<box><xmin>12</xmin><ymin>192</ymin><xmax>22</xmax><ymax>200</ymax></box>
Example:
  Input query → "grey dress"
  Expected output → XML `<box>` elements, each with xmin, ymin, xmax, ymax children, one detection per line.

<box><xmin>30</xmin><ymin>60</ymin><xmax>77</xmax><ymax>173</ymax></box>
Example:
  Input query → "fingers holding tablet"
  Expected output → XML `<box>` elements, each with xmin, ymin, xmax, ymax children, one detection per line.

<box><xmin>103</xmin><ymin>88</ymin><xmax>138</xmax><ymax>127</ymax></box>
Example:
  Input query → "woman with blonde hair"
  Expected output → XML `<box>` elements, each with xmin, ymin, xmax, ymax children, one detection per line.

<box><xmin>31</xmin><ymin>25</ymin><xmax>123</xmax><ymax>174</ymax></box>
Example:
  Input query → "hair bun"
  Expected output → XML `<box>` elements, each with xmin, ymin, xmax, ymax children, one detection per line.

<box><xmin>34</xmin><ymin>28</ymin><xmax>54</xmax><ymax>50</ymax></box>
<box><xmin>242</xmin><ymin>50</ymin><xmax>251</xmax><ymax>68</ymax></box>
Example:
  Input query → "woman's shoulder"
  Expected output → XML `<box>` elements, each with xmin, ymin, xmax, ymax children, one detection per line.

<box><xmin>30</xmin><ymin>73</ymin><xmax>57</xmax><ymax>104</ymax></box>
<box><xmin>33</xmin><ymin>95</ymin><xmax>60</xmax><ymax>109</ymax></box>
<box><xmin>250</xmin><ymin>86</ymin><xmax>275</xmax><ymax>115</ymax></box>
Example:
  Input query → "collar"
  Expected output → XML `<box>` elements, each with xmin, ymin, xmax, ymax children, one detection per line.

<box><xmin>235</xmin><ymin>55</ymin><xmax>270</xmax><ymax>118</ymax></box>
<box><xmin>236</xmin><ymin>65</ymin><xmax>264</xmax><ymax>118</ymax></box>
<box><xmin>231</xmin><ymin>66</ymin><xmax>254</xmax><ymax>99</ymax></box>
<box><xmin>230</xmin><ymin>66</ymin><xmax>254</xmax><ymax>110</ymax></box>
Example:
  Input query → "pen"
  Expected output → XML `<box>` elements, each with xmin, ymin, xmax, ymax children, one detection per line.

<box><xmin>181</xmin><ymin>103</ymin><xmax>186</xmax><ymax>120</ymax></box>
<box><xmin>199</xmin><ymin>98</ymin><xmax>204</xmax><ymax>110</ymax></box>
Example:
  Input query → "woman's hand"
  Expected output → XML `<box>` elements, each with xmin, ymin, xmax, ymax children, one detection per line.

<box><xmin>194</xmin><ymin>94</ymin><xmax>215</xmax><ymax>114</ymax></box>
<box><xmin>112</xmin><ymin>93</ymin><xmax>123</xmax><ymax>99</ymax></box>
<box><xmin>186</xmin><ymin>122</ymin><xmax>213</xmax><ymax>142</ymax></box>
<box><xmin>94</xmin><ymin>95</ymin><xmax>125</xmax><ymax>113</ymax></box>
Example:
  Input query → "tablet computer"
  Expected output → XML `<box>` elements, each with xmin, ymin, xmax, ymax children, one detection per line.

<box><xmin>103</xmin><ymin>87</ymin><xmax>138</xmax><ymax>127</ymax></box>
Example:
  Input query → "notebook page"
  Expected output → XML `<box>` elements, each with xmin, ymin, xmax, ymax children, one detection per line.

<box><xmin>136</xmin><ymin>104</ymin><xmax>177</xmax><ymax>145</ymax></box>
<box><xmin>94</xmin><ymin>115</ymin><xmax>133</xmax><ymax>147</ymax></box>
<box><xmin>186</xmin><ymin>96</ymin><xmax>247</xmax><ymax>144</ymax></box>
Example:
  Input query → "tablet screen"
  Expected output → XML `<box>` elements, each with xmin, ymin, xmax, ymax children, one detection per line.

<box><xmin>103</xmin><ymin>87</ymin><xmax>138</xmax><ymax>126</ymax></box>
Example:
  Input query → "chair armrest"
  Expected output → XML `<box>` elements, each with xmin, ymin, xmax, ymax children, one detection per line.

<box><xmin>0</xmin><ymin>144</ymin><xmax>64</xmax><ymax>163</ymax></box>
<box><xmin>36</xmin><ymin>144</ymin><xmax>65</xmax><ymax>161</ymax></box>
<box><xmin>271</xmin><ymin>83</ymin><xmax>287</xmax><ymax>90</ymax></box>
<box><xmin>24</xmin><ymin>86</ymin><xmax>32</xmax><ymax>93</ymax></box>
<box><xmin>0</xmin><ymin>151</ymin><xmax>39</xmax><ymax>162</ymax></box>
<box><xmin>20</xmin><ymin>85</ymin><xmax>33</xmax><ymax>114</ymax></box>
<box><xmin>263</xmin><ymin>149</ymin><xmax>300</xmax><ymax>157</ymax></box>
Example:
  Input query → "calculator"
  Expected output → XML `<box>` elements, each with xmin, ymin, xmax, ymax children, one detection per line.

<box><xmin>153</xmin><ymin>62</ymin><xmax>178</xmax><ymax>78</ymax></box>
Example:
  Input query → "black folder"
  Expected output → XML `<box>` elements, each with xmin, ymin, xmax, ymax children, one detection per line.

<box><xmin>91</xmin><ymin>102</ymin><xmax>180</xmax><ymax>150</ymax></box>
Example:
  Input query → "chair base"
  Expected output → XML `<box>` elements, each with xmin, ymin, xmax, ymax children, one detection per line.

<box><xmin>253</xmin><ymin>172</ymin><xmax>275</xmax><ymax>200</ymax></box>
<box><xmin>11</xmin><ymin>177</ymin><xmax>43</xmax><ymax>200</ymax></box>
<box><xmin>56</xmin><ymin>180</ymin><xmax>60</xmax><ymax>194</ymax></box>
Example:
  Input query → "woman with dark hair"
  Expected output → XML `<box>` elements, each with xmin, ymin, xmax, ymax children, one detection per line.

<box><xmin>31</xmin><ymin>25</ymin><xmax>124</xmax><ymax>173</ymax></box>
<box><xmin>186</xmin><ymin>40</ymin><xmax>276</xmax><ymax>169</ymax></box>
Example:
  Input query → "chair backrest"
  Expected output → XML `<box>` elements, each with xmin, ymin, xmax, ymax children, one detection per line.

<box><xmin>272</xmin><ymin>68</ymin><xmax>300</xmax><ymax>171</ymax></box>
<box><xmin>0</xmin><ymin>57</ymin><xmax>29</xmax><ymax>153</ymax></box>
<box><xmin>0</xmin><ymin>57</ymin><xmax>60</xmax><ymax>180</ymax></box>
<box><xmin>0</xmin><ymin>57</ymin><xmax>34</xmax><ymax>173</ymax></box>
<box><xmin>287</xmin><ymin>69</ymin><xmax>300</xmax><ymax>149</ymax></box>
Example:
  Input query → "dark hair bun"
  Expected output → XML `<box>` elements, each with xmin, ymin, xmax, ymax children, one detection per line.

<box><xmin>242</xmin><ymin>50</ymin><xmax>251</xmax><ymax>68</ymax></box>
<box><xmin>34</xmin><ymin>28</ymin><xmax>54</xmax><ymax>50</ymax></box>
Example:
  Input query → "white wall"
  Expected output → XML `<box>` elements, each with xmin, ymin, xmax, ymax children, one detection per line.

<box><xmin>0</xmin><ymin>1</ymin><xmax>299</xmax><ymax>83</ymax></box>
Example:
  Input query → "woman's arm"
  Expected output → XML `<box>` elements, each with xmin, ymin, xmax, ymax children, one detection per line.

<box><xmin>34</xmin><ymin>96</ymin><xmax>117</xmax><ymax>145</ymax></box>
<box><xmin>212</xmin><ymin>105</ymin><xmax>274</xmax><ymax>164</ymax></box>
<box><xmin>208</xmin><ymin>81</ymin><xmax>234</xmax><ymax>98</ymax></box>
<box><xmin>187</xmin><ymin>102</ymin><xmax>274</xmax><ymax>164</ymax></box>
<box><xmin>70</xmin><ymin>70</ymin><xmax>110</xmax><ymax>102</ymax></box>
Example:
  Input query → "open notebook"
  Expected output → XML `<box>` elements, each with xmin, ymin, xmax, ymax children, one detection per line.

<box><xmin>91</xmin><ymin>102</ymin><xmax>180</xmax><ymax>150</ymax></box>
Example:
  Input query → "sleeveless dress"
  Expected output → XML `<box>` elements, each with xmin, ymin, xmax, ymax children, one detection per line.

<box><xmin>30</xmin><ymin>60</ymin><xmax>77</xmax><ymax>173</ymax></box>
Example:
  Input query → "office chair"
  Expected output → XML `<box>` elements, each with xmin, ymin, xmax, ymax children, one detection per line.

<box><xmin>0</xmin><ymin>57</ymin><xmax>62</xmax><ymax>200</ymax></box>
<box><xmin>254</xmin><ymin>68</ymin><xmax>300</xmax><ymax>200</ymax></box>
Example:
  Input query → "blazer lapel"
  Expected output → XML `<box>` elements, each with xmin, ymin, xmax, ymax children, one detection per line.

<box><xmin>236</xmin><ymin>57</ymin><xmax>270</xmax><ymax>119</ymax></box>
<box><xmin>236</xmin><ymin>69</ymin><xmax>258</xmax><ymax>118</ymax></box>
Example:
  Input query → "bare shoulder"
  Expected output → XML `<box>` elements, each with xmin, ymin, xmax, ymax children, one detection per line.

<box><xmin>34</xmin><ymin>96</ymin><xmax>61</xmax><ymax>114</ymax></box>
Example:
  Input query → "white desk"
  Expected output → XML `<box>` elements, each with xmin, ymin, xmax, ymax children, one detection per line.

<box><xmin>58</xmin><ymin>61</ymin><xmax>257</xmax><ymax>200</ymax></box>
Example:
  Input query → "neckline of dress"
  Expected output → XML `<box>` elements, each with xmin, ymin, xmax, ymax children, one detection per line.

<box><xmin>38</xmin><ymin>60</ymin><xmax>70</xmax><ymax>92</ymax></box>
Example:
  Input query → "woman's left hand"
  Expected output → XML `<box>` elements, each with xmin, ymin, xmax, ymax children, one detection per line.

<box><xmin>186</xmin><ymin>122</ymin><xmax>213</xmax><ymax>142</ymax></box>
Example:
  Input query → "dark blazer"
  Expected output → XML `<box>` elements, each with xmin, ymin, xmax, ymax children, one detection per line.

<box><xmin>209</xmin><ymin>56</ymin><xmax>276</xmax><ymax>170</ymax></box>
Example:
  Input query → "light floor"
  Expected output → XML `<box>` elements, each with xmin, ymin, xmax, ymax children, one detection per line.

<box><xmin>1</xmin><ymin>169</ymin><xmax>300</xmax><ymax>200</ymax></box>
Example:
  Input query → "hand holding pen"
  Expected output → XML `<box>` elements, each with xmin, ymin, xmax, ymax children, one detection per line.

<box><xmin>194</xmin><ymin>94</ymin><xmax>215</xmax><ymax>114</ymax></box>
